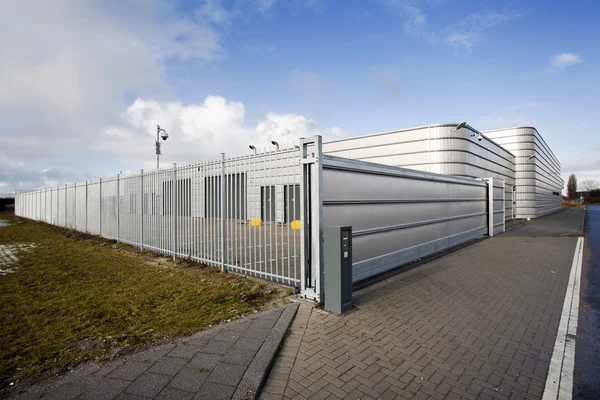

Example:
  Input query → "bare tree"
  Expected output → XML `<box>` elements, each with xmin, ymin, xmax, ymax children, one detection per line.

<box><xmin>567</xmin><ymin>174</ymin><xmax>577</xmax><ymax>200</ymax></box>
<box><xmin>580</xmin><ymin>179</ymin><xmax>600</xmax><ymax>193</ymax></box>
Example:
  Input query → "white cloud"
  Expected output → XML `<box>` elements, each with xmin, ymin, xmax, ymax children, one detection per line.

<box><xmin>381</xmin><ymin>0</ymin><xmax>437</xmax><ymax>43</ymax></box>
<box><xmin>549</xmin><ymin>53</ymin><xmax>583</xmax><ymax>70</ymax></box>
<box><xmin>381</xmin><ymin>2</ymin><xmax>520</xmax><ymax>52</ymax></box>
<box><xmin>100</xmin><ymin>96</ymin><xmax>344</xmax><ymax>169</ymax></box>
<box><xmin>256</xmin><ymin>0</ymin><xmax>278</xmax><ymax>12</ymax></box>
<box><xmin>0</xmin><ymin>0</ymin><xmax>225</xmax><ymax>159</ymax></box>
<box><xmin>445</xmin><ymin>11</ymin><xmax>521</xmax><ymax>53</ymax></box>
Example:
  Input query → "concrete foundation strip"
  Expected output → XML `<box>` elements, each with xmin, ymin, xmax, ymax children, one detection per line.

<box><xmin>233</xmin><ymin>302</ymin><xmax>299</xmax><ymax>400</ymax></box>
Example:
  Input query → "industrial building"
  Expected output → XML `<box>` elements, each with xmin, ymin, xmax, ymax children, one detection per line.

<box><xmin>322</xmin><ymin>123</ymin><xmax>561</xmax><ymax>220</ymax></box>
<box><xmin>482</xmin><ymin>127</ymin><xmax>563</xmax><ymax>218</ymax></box>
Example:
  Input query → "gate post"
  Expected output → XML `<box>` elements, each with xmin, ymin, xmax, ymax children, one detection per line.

<box><xmin>300</xmin><ymin>135</ymin><xmax>323</xmax><ymax>302</ymax></box>
<box><xmin>487</xmin><ymin>177</ymin><xmax>494</xmax><ymax>237</ymax></box>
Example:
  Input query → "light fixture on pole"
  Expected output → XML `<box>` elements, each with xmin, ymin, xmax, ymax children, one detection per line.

<box><xmin>453</xmin><ymin>122</ymin><xmax>467</xmax><ymax>132</ymax></box>
<box><xmin>271</xmin><ymin>140</ymin><xmax>280</xmax><ymax>151</ymax></box>
<box><xmin>249</xmin><ymin>145</ymin><xmax>257</xmax><ymax>154</ymax></box>
<box><xmin>156</xmin><ymin>125</ymin><xmax>169</xmax><ymax>169</ymax></box>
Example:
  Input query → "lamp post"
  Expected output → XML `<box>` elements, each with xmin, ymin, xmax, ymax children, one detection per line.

<box><xmin>271</xmin><ymin>140</ymin><xmax>280</xmax><ymax>151</ymax></box>
<box><xmin>249</xmin><ymin>145</ymin><xmax>257</xmax><ymax>154</ymax></box>
<box><xmin>453</xmin><ymin>122</ymin><xmax>467</xmax><ymax>133</ymax></box>
<box><xmin>156</xmin><ymin>125</ymin><xmax>169</xmax><ymax>169</ymax></box>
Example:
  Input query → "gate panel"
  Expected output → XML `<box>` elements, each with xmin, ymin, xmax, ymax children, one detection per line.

<box><xmin>322</xmin><ymin>155</ymin><xmax>488</xmax><ymax>283</ymax></box>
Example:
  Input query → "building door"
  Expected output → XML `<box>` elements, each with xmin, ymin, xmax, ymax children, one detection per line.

<box><xmin>284</xmin><ymin>185</ymin><xmax>301</xmax><ymax>223</ymax></box>
<box><xmin>261</xmin><ymin>186</ymin><xmax>275</xmax><ymax>222</ymax></box>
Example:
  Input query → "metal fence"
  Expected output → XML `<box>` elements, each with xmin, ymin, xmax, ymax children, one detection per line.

<box><xmin>15</xmin><ymin>147</ymin><xmax>303</xmax><ymax>287</ymax></box>
<box><xmin>15</xmin><ymin>135</ymin><xmax>508</xmax><ymax>302</ymax></box>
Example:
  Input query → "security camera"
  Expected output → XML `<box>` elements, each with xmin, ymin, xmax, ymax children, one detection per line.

<box><xmin>470</xmin><ymin>132</ymin><xmax>483</xmax><ymax>141</ymax></box>
<box><xmin>161</xmin><ymin>131</ymin><xmax>169</xmax><ymax>141</ymax></box>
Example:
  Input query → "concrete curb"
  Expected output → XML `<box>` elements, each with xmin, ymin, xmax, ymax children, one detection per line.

<box><xmin>233</xmin><ymin>302</ymin><xmax>299</xmax><ymax>400</ymax></box>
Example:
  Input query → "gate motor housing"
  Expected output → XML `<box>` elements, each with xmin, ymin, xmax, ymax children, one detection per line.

<box><xmin>324</xmin><ymin>226</ymin><xmax>353</xmax><ymax>313</ymax></box>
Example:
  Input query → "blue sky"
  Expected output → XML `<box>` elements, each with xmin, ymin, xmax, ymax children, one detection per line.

<box><xmin>1</xmin><ymin>0</ymin><xmax>599</xmax><ymax>191</ymax></box>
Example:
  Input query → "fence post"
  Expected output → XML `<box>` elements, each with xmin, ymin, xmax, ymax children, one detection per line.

<box><xmin>99</xmin><ymin>178</ymin><xmax>103</xmax><ymax>237</ymax></box>
<box><xmin>56</xmin><ymin>186</ymin><xmax>59</xmax><ymax>225</ymax></box>
<box><xmin>74</xmin><ymin>183</ymin><xmax>76</xmax><ymax>229</ymax></box>
<box><xmin>65</xmin><ymin>184</ymin><xmax>68</xmax><ymax>228</ymax></box>
<box><xmin>85</xmin><ymin>181</ymin><xmax>88</xmax><ymax>233</ymax></box>
<box><xmin>140</xmin><ymin>169</ymin><xmax>144</xmax><ymax>251</ymax></box>
<box><xmin>172</xmin><ymin>164</ymin><xmax>177</xmax><ymax>261</ymax></box>
<box><xmin>220</xmin><ymin>153</ymin><xmax>227</xmax><ymax>272</ymax></box>
<box><xmin>117</xmin><ymin>173</ymin><xmax>120</xmax><ymax>243</ymax></box>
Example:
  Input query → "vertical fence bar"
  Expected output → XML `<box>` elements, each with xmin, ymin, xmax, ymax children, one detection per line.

<box><xmin>117</xmin><ymin>173</ymin><xmax>120</xmax><ymax>242</ymax></box>
<box><xmin>172</xmin><ymin>164</ymin><xmax>177</xmax><ymax>260</ymax></box>
<box><xmin>74</xmin><ymin>182</ymin><xmax>77</xmax><ymax>229</ymax></box>
<box><xmin>140</xmin><ymin>169</ymin><xmax>144</xmax><ymax>251</ymax></box>
<box><xmin>65</xmin><ymin>183</ymin><xmax>67</xmax><ymax>227</ymax></box>
<box><xmin>220</xmin><ymin>154</ymin><xmax>226</xmax><ymax>271</ymax></box>
<box><xmin>85</xmin><ymin>181</ymin><xmax>88</xmax><ymax>233</ymax></box>
<box><xmin>99</xmin><ymin>178</ymin><xmax>103</xmax><ymax>237</ymax></box>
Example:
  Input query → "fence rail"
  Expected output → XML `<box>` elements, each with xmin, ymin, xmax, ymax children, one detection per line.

<box><xmin>15</xmin><ymin>148</ymin><xmax>303</xmax><ymax>288</ymax></box>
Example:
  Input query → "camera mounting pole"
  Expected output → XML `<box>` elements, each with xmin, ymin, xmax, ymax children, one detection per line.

<box><xmin>156</xmin><ymin>125</ymin><xmax>168</xmax><ymax>169</ymax></box>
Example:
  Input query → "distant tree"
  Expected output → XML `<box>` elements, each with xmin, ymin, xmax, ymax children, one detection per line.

<box><xmin>580</xmin><ymin>179</ymin><xmax>600</xmax><ymax>193</ymax></box>
<box><xmin>567</xmin><ymin>174</ymin><xmax>577</xmax><ymax>200</ymax></box>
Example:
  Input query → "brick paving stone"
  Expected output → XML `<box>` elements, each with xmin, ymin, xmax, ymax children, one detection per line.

<box><xmin>107</xmin><ymin>361</ymin><xmax>153</xmax><ymax>381</ymax></box>
<box><xmin>124</xmin><ymin>372</ymin><xmax>171</xmax><ymax>398</ymax></box>
<box><xmin>148</xmin><ymin>356</ymin><xmax>188</xmax><ymax>376</ymax></box>
<box><xmin>260</xmin><ymin>211</ymin><xmax>583</xmax><ymax>399</ymax></box>
<box><xmin>8</xmin><ymin>304</ymin><xmax>298</xmax><ymax>400</ymax></box>
<box><xmin>168</xmin><ymin>367</ymin><xmax>210</xmax><ymax>393</ymax></box>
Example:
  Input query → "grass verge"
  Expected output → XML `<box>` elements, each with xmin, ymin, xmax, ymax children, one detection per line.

<box><xmin>0</xmin><ymin>213</ymin><xmax>290</xmax><ymax>389</ymax></box>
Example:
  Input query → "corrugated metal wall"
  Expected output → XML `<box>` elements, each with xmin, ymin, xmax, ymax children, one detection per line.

<box><xmin>323</xmin><ymin>124</ymin><xmax>516</xmax><ymax>186</ymax></box>
<box><xmin>483</xmin><ymin>127</ymin><xmax>562</xmax><ymax>219</ymax></box>
<box><xmin>321</xmin><ymin>155</ymin><xmax>490</xmax><ymax>283</ymax></box>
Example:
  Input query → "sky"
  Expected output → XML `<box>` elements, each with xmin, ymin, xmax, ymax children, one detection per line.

<box><xmin>1</xmin><ymin>0</ymin><xmax>599</xmax><ymax>192</ymax></box>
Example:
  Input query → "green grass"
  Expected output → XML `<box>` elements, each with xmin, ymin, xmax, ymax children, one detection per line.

<box><xmin>0</xmin><ymin>213</ymin><xmax>290</xmax><ymax>388</ymax></box>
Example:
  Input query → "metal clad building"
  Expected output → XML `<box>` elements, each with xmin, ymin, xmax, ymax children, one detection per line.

<box><xmin>323</xmin><ymin>123</ymin><xmax>517</xmax><ymax>220</ymax></box>
<box><xmin>323</xmin><ymin>124</ymin><xmax>516</xmax><ymax>185</ymax></box>
<box><xmin>483</xmin><ymin>127</ymin><xmax>562</xmax><ymax>218</ymax></box>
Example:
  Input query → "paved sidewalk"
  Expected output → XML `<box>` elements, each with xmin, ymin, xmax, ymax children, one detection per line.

<box><xmin>9</xmin><ymin>303</ymin><xmax>298</xmax><ymax>400</ymax></box>
<box><xmin>261</xmin><ymin>209</ymin><xmax>585</xmax><ymax>399</ymax></box>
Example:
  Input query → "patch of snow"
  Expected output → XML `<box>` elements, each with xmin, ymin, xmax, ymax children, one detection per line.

<box><xmin>0</xmin><ymin>243</ymin><xmax>37</xmax><ymax>275</ymax></box>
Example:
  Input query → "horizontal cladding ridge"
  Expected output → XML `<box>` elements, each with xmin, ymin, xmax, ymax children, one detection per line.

<box><xmin>325</xmin><ymin>147</ymin><xmax>516</xmax><ymax>172</ymax></box>
<box><xmin>392</xmin><ymin>162</ymin><xmax>515</xmax><ymax>182</ymax></box>
<box><xmin>351</xmin><ymin>211</ymin><xmax>487</xmax><ymax>237</ymax></box>
<box><xmin>482</xmin><ymin>130</ymin><xmax>561</xmax><ymax>169</ymax></box>
<box><xmin>323</xmin><ymin>198</ymin><xmax>487</xmax><ymax>205</ymax></box>
<box><xmin>322</xmin><ymin>155</ymin><xmax>487</xmax><ymax>187</ymax></box>
<box><xmin>325</xmin><ymin>136</ymin><xmax>515</xmax><ymax>165</ymax></box>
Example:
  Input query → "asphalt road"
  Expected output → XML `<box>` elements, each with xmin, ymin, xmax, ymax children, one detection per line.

<box><xmin>575</xmin><ymin>205</ymin><xmax>600</xmax><ymax>399</ymax></box>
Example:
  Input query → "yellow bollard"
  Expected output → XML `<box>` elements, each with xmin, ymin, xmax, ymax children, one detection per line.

<box><xmin>290</xmin><ymin>220</ymin><xmax>301</xmax><ymax>230</ymax></box>
<box><xmin>250</xmin><ymin>218</ymin><xmax>263</xmax><ymax>227</ymax></box>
